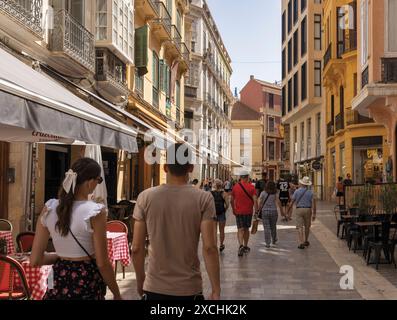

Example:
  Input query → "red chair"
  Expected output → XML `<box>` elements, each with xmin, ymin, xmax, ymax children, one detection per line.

<box><xmin>16</xmin><ymin>232</ymin><xmax>35</xmax><ymax>253</ymax></box>
<box><xmin>0</xmin><ymin>255</ymin><xmax>30</xmax><ymax>300</ymax></box>
<box><xmin>106</xmin><ymin>221</ymin><xmax>128</xmax><ymax>279</ymax></box>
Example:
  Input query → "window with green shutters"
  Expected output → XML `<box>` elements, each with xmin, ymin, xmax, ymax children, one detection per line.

<box><xmin>166</xmin><ymin>0</ymin><xmax>173</xmax><ymax>18</ymax></box>
<box><xmin>153</xmin><ymin>51</ymin><xmax>160</xmax><ymax>108</ymax></box>
<box><xmin>135</xmin><ymin>25</ymin><xmax>148</xmax><ymax>76</ymax></box>
<box><xmin>176</xmin><ymin>80</ymin><xmax>181</xmax><ymax>124</ymax></box>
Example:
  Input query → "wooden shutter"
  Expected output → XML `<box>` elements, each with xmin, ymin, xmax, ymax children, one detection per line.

<box><xmin>135</xmin><ymin>25</ymin><xmax>148</xmax><ymax>76</ymax></box>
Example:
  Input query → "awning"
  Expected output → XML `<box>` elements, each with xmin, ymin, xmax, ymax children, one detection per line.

<box><xmin>0</xmin><ymin>48</ymin><xmax>138</xmax><ymax>152</ymax></box>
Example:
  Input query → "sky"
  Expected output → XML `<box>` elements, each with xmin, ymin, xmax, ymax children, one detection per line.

<box><xmin>206</xmin><ymin>0</ymin><xmax>281</xmax><ymax>96</ymax></box>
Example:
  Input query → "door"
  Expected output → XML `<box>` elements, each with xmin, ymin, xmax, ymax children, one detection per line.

<box><xmin>102</xmin><ymin>151</ymin><xmax>117</xmax><ymax>205</ymax></box>
<box><xmin>45</xmin><ymin>145</ymin><xmax>70</xmax><ymax>202</ymax></box>
<box><xmin>0</xmin><ymin>142</ymin><xmax>9</xmax><ymax>219</ymax></box>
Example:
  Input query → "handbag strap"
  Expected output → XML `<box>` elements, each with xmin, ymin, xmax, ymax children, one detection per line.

<box><xmin>68</xmin><ymin>227</ymin><xmax>95</xmax><ymax>261</ymax></box>
<box><xmin>238</xmin><ymin>182</ymin><xmax>254</xmax><ymax>204</ymax></box>
<box><xmin>259</xmin><ymin>194</ymin><xmax>271</xmax><ymax>213</ymax></box>
<box><xmin>295</xmin><ymin>189</ymin><xmax>309</xmax><ymax>207</ymax></box>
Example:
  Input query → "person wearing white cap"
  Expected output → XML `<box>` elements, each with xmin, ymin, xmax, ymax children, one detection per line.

<box><xmin>231</xmin><ymin>170</ymin><xmax>258</xmax><ymax>257</ymax></box>
<box><xmin>288</xmin><ymin>176</ymin><xmax>317</xmax><ymax>250</ymax></box>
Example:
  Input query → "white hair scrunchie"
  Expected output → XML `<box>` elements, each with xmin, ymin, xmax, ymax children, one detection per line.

<box><xmin>62</xmin><ymin>169</ymin><xmax>77</xmax><ymax>194</ymax></box>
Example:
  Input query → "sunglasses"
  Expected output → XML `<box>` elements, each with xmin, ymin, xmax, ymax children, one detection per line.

<box><xmin>96</xmin><ymin>177</ymin><xmax>103</xmax><ymax>185</ymax></box>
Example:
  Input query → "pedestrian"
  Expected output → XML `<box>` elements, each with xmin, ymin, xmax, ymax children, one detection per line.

<box><xmin>30</xmin><ymin>158</ymin><xmax>122</xmax><ymax>300</ymax></box>
<box><xmin>132</xmin><ymin>143</ymin><xmax>220</xmax><ymax>300</ymax></box>
<box><xmin>336</xmin><ymin>176</ymin><xmax>344</xmax><ymax>206</ymax></box>
<box><xmin>255</xmin><ymin>172</ymin><xmax>268</xmax><ymax>197</ymax></box>
<box><xmin>231</xmin><ymin>170</ymin><xmax>258</xmax><ymax>257</ymax></box>
<box><xmin>277</xmin><ymin>177</ymin><xmax>291</xmax><ymax>222</ymax></box>
<box><xmin>224</xmin><ymin>179</ymin><xmax>232</xmax><ymax>193</ymax></box>
<box><xmin>192</xmin><ymin>178</ymin><xmax>200</xmax><ymax>189</ymax></box>
<box><xmin>258</xmin><ymin>181</ymin><xmax>281</xmax><ymax>248</ymax></box>
<box><xmin>288</xmin><ymin>177</ymin><xmax>316</xmax><ymax>250</ymax></box>
<box><xmin>343</xmin><ymin>173</ymin><xmax>353</xmax><ymax>186</ymax></box>
<box><xmin>211</xmin><ymin>179</ymin><xmax>229</xmax><ymax>252</ymax></box>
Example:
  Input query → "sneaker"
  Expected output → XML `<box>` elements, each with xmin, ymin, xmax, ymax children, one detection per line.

<box><xmin>304</xmin><ymin>241</ymin><xmax>310</xmax><ymax>247</ymax></box>
<box><xmin>238</xmin><ymin>245</ymin><xmax>244</xmax><ymax>257</ymax></box>
<box><xmin>219</xmin><ymin>244</ymin><xmax>225</xmax><ymax>252</ymax></box>
<box><xmin>243</xmin><ymin>246</ymin><xmax>251</xmax><ymax>253</ymax></box>
<box><xmin>298</xmin><ymin>244</ymin><xmax>305</xmax><ymax>249</ymax></box>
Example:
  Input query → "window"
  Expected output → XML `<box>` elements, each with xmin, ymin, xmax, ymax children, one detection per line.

<box><xmin>268</xmin><ymin>141</ymin><xmax>275</xmax><ymax>161</ymax></box>
<box><xmin>96</xmin><ymin>0</ymin><xmax>107</xmax><ymax>40</ymax></box>
<box><xmin>314</xmin><ymin>60</ymin><xmax>322</xmax><ymax>97</ymax></box>
<box><xmin>301</xmin><ymin>17</ymin><xmax>307</xmax><ymax>56</ymax></box>
<box><xmin>314</xmin><ymin>14</ymin><xmax>322</xmax><ymax>51</ymax></box>
<box><xmin>288</xmin><ymin>1</ymin><xmax>292</xmax><ymax>33</ymax></box>
<box><xmin>166</xmin><ymin>0</ymin><xmax>172</xmax><ymax>17</ymax></box>
<box><xmin>67</xmin><ymin>0</ymin><xmax>84</xmax><ymax>24</ymax></box>
<box><xmin>268</xmin><ymin>117</ymin><xmax>275</xmax><ymax>133</ymax></box>
<box><xmin>301</xmin><ymin>62</ymin><xmax>307</xmax><ymax>101</ymax></box>
<box><xmin>269</xmin><ymin>93</ymin><xmax>274</xmax><ymax>109</ymax></box>
<box><xmin>354</xmin><ymin>73</ymin><xmax>358</xmax><ymax>96</ymax></box>
<box><xmin>337</xmin><ymin>6</ymin><xmax>345</xmax><ymax>57</ymax></box>
<box><xmin>316</xmin><ymin>113</ymin><xmax>321</xmax><ymax>157</ymax></box>
<box><xmin>387</xmin><ymin>0</ymin><xmax>397</xmax><ymax>52</ymax></box>
<box><xmin>301</xmin><ymin>0</ymin><xmax>306</xmax><ymax>12</ymax></box>
<box><xmin>288</xmin><ymin>40</ymin><xmax>292</xmax><ymax>71</ymax></box>
<box><xmin>176</xmin><ymin>80</ymin><xmax>181</xmax><ymax>124</ymax></box>
<box><xmin>293</xmin><ymin>72</ymin><xmax>299</xmax><ymax>107</ymax></box>
<box><xmin>293</xmin><ymin>0</ymin><xmax>299</xmax><ymax>25</ymax></box>
<box><xmin>361</xmin><ymin>0</ymin><xmax>369</xmax><ymax>65</ymax></box>
<box><xmin>281</xmin><ymin>142</ymin><xmax>286</xmax><ymax>160</ymax></box>
<box><xmin>288</xmin><ymin>79</ymin><xmax>292</xmax><ymax>111</ymax></box>
<box><xmin>293</xmin><ymin>31</ymin><xmax>298</xmax><ymax>66</ymax></box>
<box><xmin>176</xmin><ymin>9</ymin><xmax>182</xmax><ymax>35</ymax></box>
<box><xmin>152</xmin><ymin>51</ymin><xmax>159</xmax><ymax>108</ymax></box>
<box><xmin>282</xmin><ymin>49</ymin><xmax>286</xmax><ymax>79</ymax></box>
<box><xmin>300</xmin><ymin>122</ymin><xmax>305</xmax><ymax>160</ymax></box>
<box><xmin>282</xmin><ymin>86</ymin><xmax>286</xmax><ymax>116</ymax></box>
<box><xmin>340</xmin><ymin>86</ymin><xmax>344</xmax><ymax>114</ymax></box>
<box><xmin>307</xmin><ymin>118</ymin><xmax>312</xmax><ymax>158</ymax></box>
<box><xmin>282</xmin><ymin>11</ymin><xmax>286</xmax><ymax>43</ymax></box>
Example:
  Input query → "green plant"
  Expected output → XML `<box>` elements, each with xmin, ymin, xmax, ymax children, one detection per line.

<box><xmin>354</xmin><ymin>183</ymin><xmax>374</xmax><ymax>214</ymax></box>
<box><xmin>380</xmin><ymin>183</ymin><xmax>397</xmax><ymax>214</ymax></box>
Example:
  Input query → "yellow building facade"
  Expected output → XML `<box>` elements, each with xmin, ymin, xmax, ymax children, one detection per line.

<box><xmin>323</xmin><ymin>0</ymin><xmax>389</xmax><ymax>197</ymax></box>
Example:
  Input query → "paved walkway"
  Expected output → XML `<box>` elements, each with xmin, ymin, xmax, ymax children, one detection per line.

<box><xmin>106</xmin><ymin>202</ymin><xmax>397</xmax><ymax>300</ymax></box>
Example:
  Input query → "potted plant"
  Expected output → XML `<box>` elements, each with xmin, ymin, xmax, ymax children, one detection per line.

<box><xmin>354</xmin><ymin>183</ymin><xmax>374</xmax><ymax>215</ymax></box>
<box><xmin>0</xmin><ymin>238</ymin><xmax>7</xmax><ymax>255</ymax></box>
<box><xmin>380</xmin><ymin>183</ymin><xmax>397</xmax><ymax>216</ymax></box>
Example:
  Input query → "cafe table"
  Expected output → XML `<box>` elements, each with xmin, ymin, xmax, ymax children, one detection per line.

<box><xmin>0</xmin><ymin>231</ymin><xmax>15</xmax><ymax>254</ymax></box>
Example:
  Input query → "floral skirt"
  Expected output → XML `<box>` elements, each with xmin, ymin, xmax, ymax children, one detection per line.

<box><xmin>43</xmin><ymin>259</ymin><xmax>106</xmax><ymax>300</ymax></box>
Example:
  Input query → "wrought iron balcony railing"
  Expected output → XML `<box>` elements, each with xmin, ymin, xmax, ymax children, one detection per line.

<box><xmin>181</xmin><ymin>42</ymin><xmax>190</xmax><ymax>63</ymax></box>
<box><xmin>382</xmin><ymin>58</ymin><xmax>397</xmax><ymax>83</ymax></box>
<box><xmin>327</xmin><ymin>121</ymin><xmax>334</xmax><ymax>138</ymax></box>
<box><xmin>362</xmin><ymin>66</ymin><xmax>369</xmax><ymax>88</ymax></box>
<box><xmin>185</xmin><ymin>85</ymin><xmax>197</xmax><ymax>98</ymax></box>
<box><xmin>335</xmin><ymin>113</ymin><xmax>344</xmax><ymax>132</ymax></box>
<box><xmin>153</xmin><ymin>2</ymin><xmax>171</xmax><ymax>36</ymax></box>
<box><xmin>343</xmin><ymin>30</ymin><xmax>357</xmax><ymax>54</ymax></box>
<box><xmin>0</xmin><ymin>0</ymin><xmax>43</xmax><ymax>37</ymax></box>
<box><xmin>345</xmin><ymin>109</ymin><xmax>373</xmax><ymax>126</ymax></box>
<box><xmin>50</xmin><ymin>10</ymin><xmax>95</xmax><ymax>72</ymax></box>
<box><xmin>323</xmin><ymin>43</ymin><xmax>332</xmax><ymax>69</ymax></box>
<box><xmin>171</xmin><ymin>25</ymin><xmax>182</xmax><ymax>52</ymax></box>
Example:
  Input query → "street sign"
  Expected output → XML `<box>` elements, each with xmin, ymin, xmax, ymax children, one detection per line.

<box><xmin>312</xmin><ymin>161</ymin><xmax>322</xmax><ymax>171</ymax></box>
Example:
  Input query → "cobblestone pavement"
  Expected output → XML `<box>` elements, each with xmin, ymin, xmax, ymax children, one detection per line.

<box><xmin>107</xmin><ymin>202</ymin><xmax>397</xmax><ymax>300</ymax></box>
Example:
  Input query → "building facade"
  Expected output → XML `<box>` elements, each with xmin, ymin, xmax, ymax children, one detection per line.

<box><xmin>281</xmin><ymin>0</ymin><xmax>325</xmax><ymax>197</ymax></box>
<box><xmin>239</xmin><ymin>76</ymin><xmax>287</xmax><ymax>181</ymax></box>
<box><xmin>322</xmin><ymin>0</ymin><xmax>389</xmax><ymax>198</ymax></box>
<box><xmin>184</xmin><ymin>0</ymin><xmax>233</xmax><ymax>181</ymax></box>
<box><xmin>231</xmin><ymin>101</ymin><xmax>263</xmax><ymax>179</ymax></box>
<box><xmin>351</xmin><ymin>0</ymin><xmax>397</xmax><ymax>181</ymax></box>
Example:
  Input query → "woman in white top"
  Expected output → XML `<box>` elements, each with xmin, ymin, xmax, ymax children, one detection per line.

<box><xmin>30</xmin><ymin>158</ymin><xmax>121</xmax><ymax>300</ymax></box>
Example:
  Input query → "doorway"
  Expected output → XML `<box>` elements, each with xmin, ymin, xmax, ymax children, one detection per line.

<box><xmin>0</xmin><ymin>142</ymin><xmax>9</xmax><ymax>219</ymax></box>
<box><xmin>45</xmin><ymin>145</ymin><xmax>70</xmax><ymax>202</ymax></box>
<box><xmin>102</xmin><ymin>151</ymin><xmax>117</xmax><ymax>205</ymax></box>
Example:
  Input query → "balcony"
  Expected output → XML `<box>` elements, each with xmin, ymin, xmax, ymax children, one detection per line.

<box><xmin>50</xmin><ymin>10</ymin><xmax>95</xmax><ymax>74</ymax></box>
<box><xmin>152</xmin><ymin>2</ymin><xmax>171</xmax><ymax>40</ymax></box>
<box><xmin>185</xmin><ymin>85</ymin><xmax>197</xmax><ymax>98</ymax></box>
<box><xmin>323</xmin><ymin>43</ymin><xmax>332</xmax><ymax>70</ymax></box>
<box><xmin>95</xmin><ymin>48</ymin><xmax>128</xmax><ymax>101</ymax></box>
<box><xmin>382</xmin><ymin>58</ymin><xmax>397</xmax><ymax>83</ymax></box>
<box><xmin>343</xmin><ymin>30</ymin><xmax>357</xmax><ymax>54</ymax></box>
<box><xmin>346</xmin><ymin>109</ymin><xmax>373</xmax><ymax>126</ymax></box>
<box><xmin>135</xmin><ymin>0</ymin><xmax>159</xmax><ymax>19</ymax></box>
<box><xmin>327</xmin><ymin>121</ymin><xmax>334</xmax><ymax>138</ymax></box>
<box><xmin>335</xmin><ymin>113</ymin><xmax>345</xmax><ymax>132</ymax></box>
<box><xmin>362</xmin><ymin>66</ymin><xmax>369</xmax><ymax>88</ymax></box>
<box><xmin>0</xmin><ymin>0</ymin><xmax>43</xmax><ymax>38</ymax></box>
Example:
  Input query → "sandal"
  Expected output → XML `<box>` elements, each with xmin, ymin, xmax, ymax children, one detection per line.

<box><xmin>298</xmin><ymin>244</ymin><xmax>305</xmax><ymax>249</ymax></box>
<box><xmin>304</xmin><ymin>241</ymin><xmax>310</xmax><ymax>247</ymax></box>
<box><xmin>219</xmin><ymin>244</ymin><xmax>225</xmax><ymax>252</ymax></box>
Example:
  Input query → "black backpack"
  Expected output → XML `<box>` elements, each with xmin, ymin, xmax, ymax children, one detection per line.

<box><xmin>211</xmin><ymin>191</ymin><xmax>226</xmax><ymax>215</ymax></box>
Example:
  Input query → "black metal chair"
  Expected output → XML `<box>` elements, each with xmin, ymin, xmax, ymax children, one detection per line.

<box><xmin>366</xmin><ymin>219</ymin><xmax>394</xmax><ymax>270</ymax></box>
<box><xmin>0</xmin><ymin>219</ymin><xmax>12</xmax><ymax>232</ymax></box>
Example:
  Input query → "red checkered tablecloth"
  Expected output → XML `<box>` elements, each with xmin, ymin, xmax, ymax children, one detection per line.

<box><xmin>107</xmin><ymin>232</ymin><xmax>130</xmax><ymax>267</ymax></box>
<box><xmin>0</xmin><ymin>231</ymin><xmax>15</xmax><ymax>254</ymax></box>
<box><xmin>14</xmin><ymin>260</ymin><xmax>52</xmax><ymax>300</ymax></box>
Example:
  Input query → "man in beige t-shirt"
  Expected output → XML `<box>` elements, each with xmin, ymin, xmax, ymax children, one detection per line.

<box><xmin>132</xmin><ymin>143</ymin><xmax>220</xmax><ymax>300</ymax></box>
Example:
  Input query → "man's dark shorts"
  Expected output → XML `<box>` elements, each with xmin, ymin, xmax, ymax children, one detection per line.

<box><xmin>235</xmin><ymin>214</ymin><xmax>253</xmax><ymax>229</ymax></box>
<box><xmin>280</xmin><ymin>198</ymin><xmax>289</xmax><ymax>207</ymax></box>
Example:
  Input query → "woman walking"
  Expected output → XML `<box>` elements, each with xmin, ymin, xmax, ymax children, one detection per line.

<box><xmin>258</xmin><ymin>181</ymin><xmax>282</xmax><ymax>248</ymax></box>
<box><xmin>30</xmin><ymin>158</ymin><xmax>122</xmax><ymax>300</ymax></box>
<box><xmin>211</xmin><ymin>179</ymin><xmax>229</xmax><ymax>252</ymax></box>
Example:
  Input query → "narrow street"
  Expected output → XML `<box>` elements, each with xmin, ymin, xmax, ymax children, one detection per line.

<box><xmin>108</xmin><ymin>202</ymin><xmax>397</xmax><ymax>300</ymax></box>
